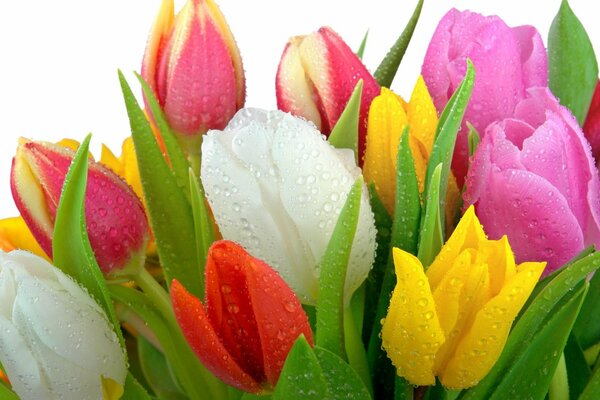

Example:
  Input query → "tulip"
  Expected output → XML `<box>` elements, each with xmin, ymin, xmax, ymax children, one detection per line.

<box><xmin>422</xmin><ymin>8</ymin><xmax>548</xmax><ymax>184</ymax></box>
<box><xmin>363</xmin><ymin>77</ymin><xmax>460</xmax><ymax>227</ymax></box>
<box><xmin>583</xmin><ymin>80</ymin><xmax>600</xmax><ymax>163</ymax></box>
<box><xmin>201</xmin><ymin>108</ymin><xmax>377</xmax><ymax>305</ymax></box>
<box><xmin>10</xmin><ymin>139</ymin><xmax>149</xmax><ymax>276</ymax></box>
<box><xmin>276</xmin><ymin>26</ymin><xmax>381</xmax><ymax>162</ymax></box>
<box><xmin>101</xmin><ymin>137</ymin><xmax>143</xmax><ymax>206</ymax></box>
<box><xmin>0</xmin><ymin>250</ymin><xmax>127</xmax><ymax>400</ymax></box>
<box><xmin>464</xmin><ymin>87</ymin><xmax>600</xmax><ymax>274</ymax></box>
<box><xmin>141</xmin><ymin>0</ymin><xmax>245</xmax><ymax>150</ymax></box>
<box><xmin>0</xmin><ymin>217</ymin><xmax>49</xmax><ymax>260</ymax></box>
<box><xmin>382</xmin><ymin>206</ymin><xmax>545</xmax><ymax>389</ymax></box>
<box><xmin>171</xmin><ymin>240</ymin><xmax>313</xmax><ymax>393</ymax></box>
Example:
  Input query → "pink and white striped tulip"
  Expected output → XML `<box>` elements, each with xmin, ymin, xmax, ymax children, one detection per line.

<box><xmin>141</xmin><ymin>0</ymin><xmax>245</xmax><ymax>151</ymax></box>
<box><xmin>10</xmin><ymin>139</ymin><xmax>149</xmax><ymax>277</ymax></box>
<box><xmin>276</xmin><ymin>27</ymin><xmax>380</xmax><ymax>164</ymax></box>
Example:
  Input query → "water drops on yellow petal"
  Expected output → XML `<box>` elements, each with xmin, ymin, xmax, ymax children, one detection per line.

<box><xmin>407</xmin><ymin>75</ymin><xmax>438</xmax><ymax>154</ymax></box>
<box><xmin>382</xmin><ymin>248</ymin><xmax>445</xmax><ymax>386</ymax></box>
<box><xmin>479</xmin><ymin>236</ymin><xmax>517</xmax><ymax>296</ymax></box>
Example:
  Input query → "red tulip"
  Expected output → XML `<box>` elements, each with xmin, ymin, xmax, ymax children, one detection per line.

<box><xmin>171</xmin><ymin>240</ymin><xmax>313</xmax><ymax>393</ymax></box>
<box><xmin>10</xmin><ymin>139</ymin><xmax>149</xmax><ymax>276</ymax></box>
<box><xmin>276</xmin><ymin>26</ymin><xmax>380</xmax><ymax>163</ymax></box>
<box><xmin>583</xmin><ymin>79</ymin><xmax>600</xmax><ymax>163</ymax></box>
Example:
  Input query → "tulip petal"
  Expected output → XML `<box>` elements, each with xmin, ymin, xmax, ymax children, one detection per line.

<box><xmin>171</xmin><ymin>280</ymin><xmax>262</xmax><ymax>393</ymax></box>
<box><xmin>583</xmin><ymin>80</ymin><xmax>600</xmax><ymax>161</ymax></box>
<box><xmin>381</xmin><ymin>248</ymin><xmax>445</xmax><ymax>386</ymax></box>
<box><xmin>478</xmin><ymin>236</ymin><xmax>516</xmax><ymax>296</ymax></box>
<box><xmin>407</xmin><ymin>75</ymin><xmax>438</xmax><ymax>156</ymax></box>
<box><xmin>441</xmin><ymin>261</ymin><xmax>545</xmax><ymax>389</ymax></box>
<box><xmin>511</xmin><ymin>25</ymin><xmax>549</xmax><ymax>88</ymax></box>
<box><xmin>141</xmin><ymin>0</ymin><xmax>174</xmax><ymax>93</ymax></box>
<box><xmin>0</xmin><ymin>217</ymin><xmax>49</xmax><ymax>260</ymax></box>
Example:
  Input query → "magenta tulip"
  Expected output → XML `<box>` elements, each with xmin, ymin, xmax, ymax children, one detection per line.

<box><xmin>422</xmin><ymin>8</ymin><xmax>548</xmax><ymax>185</ymax></box>
<box><xmin>464</xmin><ymin>88</ymin><xmax>600</xmax><ymax>274</ymax></box>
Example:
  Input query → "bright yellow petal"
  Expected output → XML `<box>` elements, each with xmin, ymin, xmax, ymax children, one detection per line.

<box><xmin>101</xmin><ymin>376</ymin><xmax>124</xmax><ymax>400</ymax></box>
<box><xmin>363</xmin><ymin>88</ymin><xmax>408</xmax><ymax>214</ymax></box>
<box><xmin>409</xmin><ymin>133</ymin><xmax>429</xmax><ymax>193</ymax></box>
<box><xmin>382</xmin><ymin>248</ymin><xmax>445</xmax><ymax>386</ymax></box>
<box><xmin>441</xmin><ymin>261</ymin><xmax>545</xmax><ymax>389</ymax></box>
<box><xmin>478</xmin><ymin>236</ymin><xmax>517</xmax><ymax>297</ymax></box>
<box><xmin>0</xmin><ymin>217</ymin><xmax>49</xmax><ymax>260</ymax></box>
<box><xmin>427</xmin><ymin>206</ymin><xmax>486</xmax><ymax>291</ymax></box>
<box><xmin>120</xmin><ymin>138</ymin><xmax>144</xmax><ymax>202</ymax></box>
<box><xmin>100</xmin><ymin>144</ymin><xmax>124</xmax><ymax>176</ymax></box>
<box><xmin>56</xmin><ymin>139</ymin><xmax>81</xmax><ymax>152</ymax></box>
<box><xmin>407</xmin><ymin>76</ymin><xmax>438</xmax><ymax>156</ymax></box>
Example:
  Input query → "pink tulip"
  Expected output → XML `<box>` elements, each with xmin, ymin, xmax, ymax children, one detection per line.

<box><xmin>583</xmin><ymin>80</ymin><xmax>600</xmax><ymax>163</ymax></box>
<box><xmin>276</xmin><ymin>26</ymin><xmax>380</xmax><ymax>163</ymax></box>
<box><xmin>464</xmin><ymin>88</ymin><xmax>600</xmax><ymax>274</ymax></box>
<box><xmin>141</xmin><ymin>0</ymin><xmax>245</xmax><ymax>148</ymax></box>
<box><xmin>422</xmin><ymin>8</ymin><xmax>548</xmax><ymax>185</ymax></box>
<box><xmin>10</xmin><ymin>139</ymin><xmax>149</xmax><ymax>276</ymax></box>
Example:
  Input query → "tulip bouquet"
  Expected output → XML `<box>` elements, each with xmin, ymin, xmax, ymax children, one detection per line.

<box><xmin>3</xmin><ymin>0</ymin><xmax>600</xmax><ymax>399</ymax></box>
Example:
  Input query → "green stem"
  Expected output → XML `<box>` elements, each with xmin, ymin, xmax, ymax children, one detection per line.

<box><xmin>549</xmin><ymin>353</ymin><xmax>569</xmax><ymax>400</ymax></box>
<box><xmin>344</xmin><ymin>307</ymin><xmax>373</xmax><ymax>396</ymax></box>
<box><xmin>115</xmin><ymin>302</ymin><xmax>163</xmax><ymax>352</ymax></box>
<box><xmin>134</xmin><ymin>268</ymin><xmax>174</xmax><ymax>321</ymax></box>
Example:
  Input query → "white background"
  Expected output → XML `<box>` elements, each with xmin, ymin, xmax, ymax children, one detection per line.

<box><xmin>0</xmin><ymin>0</ymin><xmax>596</xmax><ymax>217</ymax></box>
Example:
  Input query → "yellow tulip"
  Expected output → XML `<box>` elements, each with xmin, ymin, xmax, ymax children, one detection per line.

<box><xmin>0</xmin><ymin>216</ymin><xmax>49</xmax><ymax>260</ymax></box>
<box><xmin>363</xmin><ymin>77</ymin><xmax>461</xmax><ymax>230</ymax></box>
<box><xmin>381</xmin><ymin>206</ymin><xmax>545</xmax><ymax>389</ymax></box>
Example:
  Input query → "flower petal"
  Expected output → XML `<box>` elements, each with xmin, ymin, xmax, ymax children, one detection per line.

<box><xmin>0</xmin><ymin>217</ymin><xmax>48</xmax><ymax>259</ymax></box>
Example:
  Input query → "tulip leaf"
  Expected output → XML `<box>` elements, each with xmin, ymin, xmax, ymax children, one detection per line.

<box><xmin>328</xmin><ymin>80</ymin><xmax>363</xmax><ymax>162</ymax></box>
<box><xmin>121</xmin><ymin>372</ymin><xmax>152</xmax><ymax>400</ymax></box>
<box><xmin>136</xmin><ymin>72</ymin><xmax>192</xmax><ymax>200</ymax></box>
<box><xmin>565</xmin><ymin>334</ymin><xmax>591</xmax><ymax>399</ymax></box>
<box><xmin>118</xmin><ymin>71</ymin><xmax>202</xmax><ymax>297</ymax></box>
<box><xmin>273</xmin><ymin>336</ymin><xmax>330</xmax><ymax>400</ymax></box>
<box><xmin>374</xmin><ymin>0</ymin><xmax>424</xmax><ymax>87</ymax></box>
<box><xmin>460</xmin><ymin>251</ymin><xmax>600</xmax><ymax>400</ymax></box>
<box><xmin>467</xmin><ymin>123</ymin><xmax>480</xmax><ymax>158</ymax></box>
<box><xmin>418</xmin><ymin>163</ymin><xmax>443</xmax><ymax>267</ymax></box>
<box><xmin>52</xmin><ymin>134</ymin><xmax>124</xmax><ymax>346</ymax></box>
<box><xmin>424</xmin><ymin>380</ymin><xmax>447</xmax><ymax>400</ymax></box>
<box><xmin>573</xmin><ymin>265</ymin><xmax>600</xmax><ymax>349</ymax></box>
<box><xmin>394</xmin><ymin>375</ymin><xmax>413</xmax><ymax>400</ymax></box>
<box><xmin>424</xmin><ymin>59</ymin><xmax>475</xmax><ymax>234</ymax></box>
<box><xmin>0</xmin><ymin>382</ymin><xmax>18</xmax><ymax>400</ymax></box>
<box><xmin>548</xmin><ymin>0</ymin><xmax>598</xmax><ymax>125</ymax></box>
<box><xmin>314</xmin><ymin>347</ymin><xmax>371</xmax><ymax>400</ymax></box>
<box><xmin>137</xmin><ymin>335</ymin><xmax>187</xmax><ymax>400</ymax></box>
<box><xmin>580</xmin><ymin>360</ymin><xmax>600</xmax><ymax>400</ymax></box>
<box><xmin>189</xmin><ymin>168</ymin><xmax>216</xmax><ymax>297</ymax></box>
<box><xmin>316</xmin><ymin>177</ymin><xmax>363</xmax><ymax>359</ymax></box>
<box><xmin>356</xmin><ymin>30</ymin><xmax>369</xmax><ymax>60</ymax></box>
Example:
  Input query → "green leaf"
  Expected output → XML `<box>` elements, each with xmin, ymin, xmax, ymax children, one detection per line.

<box><xmin>121</xmin><ymin>372</ymin><xmax>152</xmax><ymax>400</ymax></box>
<box><xmin>580</xmin><ymin>361</ymin><xmax>600</xmax><ymax>400</ymax></box>
<box><xmin>118</xmin><ymin>71</ymin><xmax>202</xmax><ymax>297</ymax></box>
<box><xmin>394</xmin><ymin>375</ymin><xmax>413</xmax><ymax>400</ymax></box>
<box><xmin>374</xmin><ymin>0</ymin><xmax>424</xmax><ymax>87</ymax></box>
<box><xmin>418</xmin><ymin>163</ymin><xmax>443</xmax><ymax>267</ymax></box>
<box><xmin>52</xmin><ymin>134</ymin><xmax>124</xmax><ymax>346</ymax></box>
<box><xmin>424</xmin><ymin>379</ymin><xmax>447</xmax><ymax>400</ymax></box>
<box><xmin>0</xmin><ymin>383</ymin><xmax>19</xmax><ymax>400</ymax></box>
<box><xmin>548</xmin><ymin>0</ymin><xmax>599</xmax><ymax>125</ymax></box>
<box><xmin>272</xmin><ymin>336</ymin><xmax>329</xmax><ymax>400</ymax></box>
<box><xmin>424</xmin><ymin>59</ymin><xmax>475</xmax><ymax>233</ymax></box>
<box><xmin>137</xmin><ymin>335</ymin><xmax>187</xmax><ymax>400</ymax></box>
<box><xmin>467</xmin><ymin>123</ymin><xmax>480</xmax><ymax>158</ymax></box>
<box><xmin>328</xmin><ymin>80</ymin><xmax>363</xmax><ymax>162</ymax></box>
<box><xmin>189</xmin><ymin>168</ymin><xmax>216</xmax><ymax>298</ymax></box>
<box><xmin>460</xmin><ymin>251</ymin><xmax>600</xmax><ymax>399</ymax></box>
<box><xmin>314</xmin><ymin>346</ymin><xmax>371</xmax><ymax>400</ymax></box>
<box><xmin>574</xmin><ymin>264</ymin><xmax>600</xmax><ymax>349</ymax></box>
<box><xmin>565</xmin><ymin>334</ymin><xmax>591</xmax><ymax>399</ymax></box>
<box><xmin>136</xmin><ymin>72</ymin><xmax>191</xmax><ymax>200</ymax></box>
<box><xmin>356</xmin><ymin>30</ymin><xmax>369</xmax><ymax>60</ymax></box>
<box><xmin>316</xmin><ymin>177</ymin><xmax>363</xmax><ymax>359</ymax></box>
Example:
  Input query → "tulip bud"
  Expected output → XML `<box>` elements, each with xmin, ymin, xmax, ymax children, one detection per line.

<box><xmin>171</xmin><ymin>240</ymin><xmax>313</xmax><ymax>393</ymax></box>
<box><xmin>142</xmin><ymin>0</ymin><xmax>245</xmax><ymax>150</ymax></box>
<box><xmin>276</xmin><ymin>26</ymin><xmax>380</xmax><ymax>162</ymax></box>
<box><xmin>583</xmin><ymin>79</ymin><xmax>600</xmax><ymax>163</ymax></box>
<box><xmin>10</xmin><ymin>139</ymin><xmax>149</xmax><ymax>277</ymax></box>
<box><xmin>0</xmin><ymin>250</ymin><xmax>127</xmax><ymax>400</ymax></box>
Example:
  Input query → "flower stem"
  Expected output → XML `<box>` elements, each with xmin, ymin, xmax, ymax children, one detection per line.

<box><xmin>344</xmin><ymin>306</ymin><xmax>373</xmax><ymax>396</ymax></box>
<box><xmin>549</xmin><ymin>353</ymin><xmax>569</xmax><ymax>400</ymax></box>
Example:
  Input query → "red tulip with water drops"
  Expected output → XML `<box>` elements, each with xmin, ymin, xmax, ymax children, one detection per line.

<box><xmin>171</xmin><ymin>240</ymin><xmax>313</xmax><ymax>393</ymax></box>
<box><xmin>584</xmin><ymin>80</ymin><xmax>600</xmax><ymax>163</ymax></box>
<box><xmin>10</xmin><ymin>139</ymin><xmax>149</xmax><ymax>277</ymax></box>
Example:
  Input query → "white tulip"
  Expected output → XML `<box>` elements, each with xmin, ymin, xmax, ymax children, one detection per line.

<box><xmin>0</xmin><ymin>250</ymin><xmax>127</xmax><ymax>400</ymax></box>
<box><xmin>201</xmin><ymin>108</ymin><xmax>377</xmax><ymax>305</ymax></box>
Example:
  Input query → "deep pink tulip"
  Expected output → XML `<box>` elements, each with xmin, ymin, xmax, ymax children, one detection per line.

<box><xmin>276</xmin><ymin>26</ymin><xmax>380</xmax><ymax>164</ymax></box>
<box><xmin>10</xmin><ymin>139</ymin><xmax>149</xmax><ymax>276</ymax></box>
<box><xmin>422</xmin><ymin>8</ymin><xmax>548</xmax><ymax>185</ymax></box>
<box><xmin>583</xmin><ymin>80</ymin><xmax>600</xmax><ymax>163</ymax></box>
<box><xmin>141</xmin><ymin>0</ymin><xmax>245</xmax><ymax>149</ymax></box>
<box><xmin>464</xmin><ymin>88</ymin><xmax>600</xmax><ymax>274</ymax></box>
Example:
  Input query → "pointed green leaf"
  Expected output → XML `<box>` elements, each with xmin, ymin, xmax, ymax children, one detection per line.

<box><xmin>314</xmin><ymin>346</ymin><xmax>371</xmax><ymax>400</ymax></box>
<box><xmin>460</xmin><ymin>251</ymin><xmax>600</xmax><ymax>400</ymax></box>
<box><xmin>357</xmin><ymin>30</ymin><xmax>369</xmax><ymax>60</ymax></box>
<box><xmin>52</xmin><ymin>134</ymin><xmax>124</xmax><ymax>346</ymax></box>
<box><xmin>328</xmin><ymin>80</ymin><xmax>363</xmax><ymax>162</ymax></box>
<box><xmin>137</xmin><ymin>336</ymin><xmax>187</xmax><ymax>400</ymax></box>
<box><xmin>121</xmin><ymin>372</ymin><xmax>152</xmax><ymax>400</ymax></box>
<box><xmin>316</xmin><ymin>177</ymin><xmax>363</xmax><ymax>359</ymax></box>
<box><xmin>424</xmin><ymin>59</ymin><xmax>475</xmax><ymax>233</ymax></box>
<box><xmin>136</xmin><ymin>72</ymin><xmax>191</xmax><ymax>200</ymax></box>
<box><xmin>273</xmin><ymin>336</ymin><xmax>329</xmax><ymax>400</ymax></box>
<box><xmin>394</xmin><ymin>375</ymin><xmax>413</xmax><ymax>400</ymax></box>
<box><xmin>467</xmin><ymin>123</ymin><xmax>480</xmax><ymax>158</ymax></box>
<box><xmin>565</xmin><ymin>334</ymin><xmax>591</xmax><ymax>399</ymax></box>
<box><xmin>574</xmin><ymin>263</ymin><xmax>600</xmax><ymax>349</ymax></box>
<box><xmin>118</xmin><ymin>71</ymin><xmax>202</xmax><ymax>297</ymax></box>
<box><xmin>374</xmin><ymin>0</ymin><xmax>424</xmax><ymax>87</ymax></box>
<box><xmin>418</xmin><ymin>163</ymin><xmax>443</xmax><ymax>267</ymax></box>
<box><xmin>0</xmin><ymin>383</ymin><xmax>18</xmax><ymax>400</ymax></box>
<box><xmin>580</xmin><ymin>360</ymin><xmax>600</xmax><ymax>400</ymax></box>
<box><xmin>548</xmin><ymin>0</ymin><xmax>598</xmax><ymax>125</ymax></box>
<box><xmin>424</xmin><ymin>380</ymin><xmax>447</xmax><ymax>400</ymax></box>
